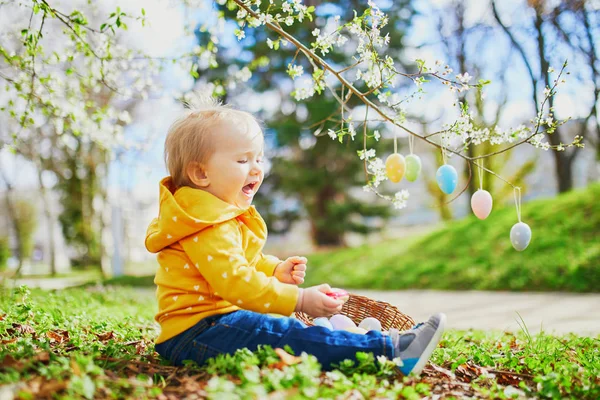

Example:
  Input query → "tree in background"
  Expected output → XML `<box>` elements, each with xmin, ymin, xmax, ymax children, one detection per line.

<box><xmin>492</xmin><ymin>0</ymin><xmax>599</xmax><ymax>192</ymax></box>
<box><xmin>426</xmin><ymin>1</ymin><xmax>538</xmax><ymax>213</ymax></box>
<box><xmin>193</xmin><ymin>0</ymin><xmax>413</xmax><ymax>246</ymax></box>
<box><xmin>1</xmin><ymin>0</ymin><xmax>589</xmax><ymax>276</ymax></box>
<box><xmin>1</xmin><ymin>1</ymin><xmax>154</xmax><ymax>274</ymax></box>
<box><xmin>0</xmin><ymin>236</ymin><xmax>9</xmax><ymax>272</ymax></box>
<box><xmin>13</xmin><ymin>199</ymin><xmax>38</xmax><ymax>270</ymax></box>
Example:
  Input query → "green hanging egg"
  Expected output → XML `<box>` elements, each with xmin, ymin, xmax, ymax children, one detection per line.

<box><xmin>405</xmin><ymin>154</ymin><xmax>422</xmax><ymax>182</ymax></box>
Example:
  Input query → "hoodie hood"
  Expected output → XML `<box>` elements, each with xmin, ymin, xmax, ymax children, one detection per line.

<box><xmin>145</xmin><ymin>177</ymin><xmax>247</xmax><ymax>253</ymax></box>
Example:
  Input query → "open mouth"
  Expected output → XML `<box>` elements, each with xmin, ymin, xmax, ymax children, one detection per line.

<box><xmin>242</xmin><ymin>182</ymin><xmax>258</xmax><ymax>197</ymax></box>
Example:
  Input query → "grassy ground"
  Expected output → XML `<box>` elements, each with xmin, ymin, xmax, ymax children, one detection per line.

<box><xmin>0</xmin><ymin>285</ymin><xmax>598</xmax><ymax>399</ymax></box>
<box><xmin>304</xmin><ymin>183</ymin><xmax>600</xmax><ymax>292</ymax></box>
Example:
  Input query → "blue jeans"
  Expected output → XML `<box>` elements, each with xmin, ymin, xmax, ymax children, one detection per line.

<box><xmin>155</xmin><ymin>310</ymin><xmax>395</xmax><ymax>370</ymax></box>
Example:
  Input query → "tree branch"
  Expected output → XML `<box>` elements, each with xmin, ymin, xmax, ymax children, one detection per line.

<box><xmin>491</xmin><ymin>0</ymin><xmax>540</xmax><ymax>113</ymax></box>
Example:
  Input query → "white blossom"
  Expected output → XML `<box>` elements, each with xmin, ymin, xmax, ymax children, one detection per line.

<box><xmin>456</xmin><ymin>72</ymin><xmax>472</xmax><ymax>84</ymax></box>
<box><xmin>235</xmin><ymin>29</ymin><xmax>246</xmax><ymax>40</ymax></box>
<box><xmin>392</xmin><ymin>190</ymin><xmax>410</xmax><ymax>209</ymax></box>
<box><xmin>287</xmin><ymin>64</ymin><xmax>304</xmax><ymax>79</ymax></box>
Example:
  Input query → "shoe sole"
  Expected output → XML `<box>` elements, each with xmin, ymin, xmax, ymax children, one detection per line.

<box><xmin>408</xmin><ymin>313</ymin><xmax>446</xmax><ymax>376</ymax></box>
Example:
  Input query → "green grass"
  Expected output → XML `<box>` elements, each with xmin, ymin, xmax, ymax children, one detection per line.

<box><xmin>1</xmin><ymin>285</ymin><xmax>598</xmax><ymax>399</ymax></box>
<box><xmin>0</xmin><ymin>269</ymin><xmax>102</xmax><ymax>281</ymax></box>
<box><xmin>305</xmin><ymin>183</ymin><xmax>600</xmax><ymax>292</ymax></box>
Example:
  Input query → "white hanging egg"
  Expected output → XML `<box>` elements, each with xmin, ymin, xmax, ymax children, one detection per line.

<box><xmin>471</xmin><ymin>189</ymin><xmax>493</xmax><ymax>220</ymax></box>
<box><xmin>358</xmin><ymin>317</ymin><xmax>382</xmax><ymax>332</ymax></box>
<box><xmin>510</xmin><ymin>222</ymin><xmax>532</xmax><ymax>251</ymax></box>
<box><xmin>436</xmin><ymin>164</ymin><xmax>458</xmax><ymax>194</ymax></box>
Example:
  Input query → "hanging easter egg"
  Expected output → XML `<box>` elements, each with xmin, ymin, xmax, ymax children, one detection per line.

<box><xmin>313</xmin><ymin>317</ymin><xmax>333</xmax><ymax>330</ymax></box>
<box><xmin>329</xmin><ymin>314</ymin><xmax>356</xmax><ymax>330</ymax></box>
<box><xmin>510</xmin><ymin>222</ymin><xmax>532</xmax><ymax>251</ymax></box>
<box><xmin>470</xmin><ymin>189</ymin><xmax>493</xmax><ymax>220</ymax></box>
<box><xmin>385</xmin><ymin>154</ymin><xmax>406</xmax><ymax>183</ymax></box>
<box><xmin>343</xmin><ymin>327</ymin><xmax>368</xmax><ymax>335</ymax></box>
<box><xmin>326</xmin><ymin>288</ymin><xmax>350</xmax><ymax>303</ymax></box>
<box><xmin>358</xmin><ymin>317</ymin><xmax>382</xmax><ymax>332</ymax></box>
<box><xmin>436</xmin><ymin>164</ymin><xmax>458</xmax><ymax>194</ymax></box>
<box><xmin>405</xmin><ymin>154</ymin><xmax>422</xmax><ymax>182</ymax></box>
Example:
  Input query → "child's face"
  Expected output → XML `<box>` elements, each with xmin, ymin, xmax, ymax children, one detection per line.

<box><xmin>201</xmin><ymin>119</ymin><xmax>264</xmax><ymax>208</ymax></box>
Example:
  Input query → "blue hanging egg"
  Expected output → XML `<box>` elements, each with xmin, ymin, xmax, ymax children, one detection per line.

<box><xmin>510</xmin><ymin>222</ymin><xmax>532</xmax><ymax>251</ymax></box>
<box><xmin>436</xmin><ymin>164</ymin><xmax>458</xmax><ymax>194</ymax></box>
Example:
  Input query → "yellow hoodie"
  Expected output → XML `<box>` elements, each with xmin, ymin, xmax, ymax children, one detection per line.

<box><xmin>146</xmin><ymin>177</ymin><xmax>300</xmax><ymax>344</ymax></box>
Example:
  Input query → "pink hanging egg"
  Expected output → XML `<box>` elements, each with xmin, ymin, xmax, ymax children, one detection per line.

<box><xmin>471</xmin><ymin>189</ymin><xmax>493</xmax><ymax>220</ymax></box>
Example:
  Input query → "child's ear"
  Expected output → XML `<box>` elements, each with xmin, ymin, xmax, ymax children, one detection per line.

<box><xmin>186</xmin><ymin>162</ymin><xmax>210</xmax><ymax>187</ymax></box>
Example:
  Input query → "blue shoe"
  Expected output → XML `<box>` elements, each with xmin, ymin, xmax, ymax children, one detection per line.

<box><xmin>389</xmin><ymin>313</ymin><xmax>446</xmax><ymax>376</ymax></box>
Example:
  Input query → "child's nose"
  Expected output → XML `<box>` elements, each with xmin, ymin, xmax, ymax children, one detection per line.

<box><xmin>250</xmin><ymin>161</ymin><xmax>262</xmax><ymax>175</ymax></box>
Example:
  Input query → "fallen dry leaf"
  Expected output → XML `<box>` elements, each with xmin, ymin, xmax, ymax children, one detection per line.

<box><xmin>37</xmin><ymin>379</ymin><xmax>68</xmax><ymax>397</ymax></box>
<box><xmin>0</xmin><ymin>354</ymin><xmax>24</xmax><ymax>369</ymax></box>
<box><xmin>32</xmin><ymin>351</ymin><xmax>50</xmax><ymax>363</ymax></box>
<box><xmin>95</xmin><ymin>331</ymin><xmax>116</xmax><ymax>342</ymax></box>
<box><xmin>426</xmin><ymin>363</ymin><xmax>456</xmax><ymax>380</ymax></box>
<box><xmin>8</xmin><ymin>323</ymin><xmax>36</xmax><ymax>336</ymax></box>
<box><xmin>0</xmin><ymin>313</ymin><xmax>6</xmax><ymax>321</ymax></box>
<box><xmin>1</xmin><ymin>337</ymin><xmax>18</xmax><ymax>345</ymax></box>
<box><xmin>136</xmin><ymin>340</ymin><xmax>148</xmax><ymax>355</ymax></box>
<box><xmin>273</xmin><ymin>348</ymin><xmax>302</xmax><ymax>367</ymax></box>
<box><xmin>46</xmin><ymin>329</ymin><xmax>70</xmax><ymax>344</ymax></box>
<box><xmin>495</xmin><ymin>371</ymin><xmax>523</xmax><ymax>386</ymax></box>
<box><xmin>70</xmin><ymin>358</ymin><xmax>82</xmax><ymax>376</ymax></box>
<box><xmin>455</xmin><ymin>362</ymin><xmax>485</xmax><ymax>383</ymax></box>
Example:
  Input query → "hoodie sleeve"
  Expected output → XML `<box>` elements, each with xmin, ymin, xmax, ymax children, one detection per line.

<box><xmin>255</xmin><ymin>253</ymin><xmax>282</xmax><ymax>277</ymax></box>
<box><xmin>180</xmin><ymin>220</ymin><xmax>299</xmax><ymax>316</ymax></box>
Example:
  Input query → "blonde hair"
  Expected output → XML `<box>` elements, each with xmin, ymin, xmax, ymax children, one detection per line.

<box><xmin>164</xmin><ymin>97</ymin><xmax>262</xmax><ymax>188</ymax></box>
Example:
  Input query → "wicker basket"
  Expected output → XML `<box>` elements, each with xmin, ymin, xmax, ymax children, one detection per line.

<box><xmin>295</xmin><ymin>293</ymin><xmax>415</xmax><ymax>331</ymax></box>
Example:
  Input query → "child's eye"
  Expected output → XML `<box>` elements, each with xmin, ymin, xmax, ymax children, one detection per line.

<box><xmin>257</xmin><ymin>158</ymin><xmax>263</xmax><ymax>163</ymax></box>
<box><xmin>238</xmin><ymin>159</ymin><xmax>248</xmax><ymax>164</ymax></box>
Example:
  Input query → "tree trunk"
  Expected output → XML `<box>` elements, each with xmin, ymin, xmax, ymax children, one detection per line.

<box><xmin>553</xmin><ymin>150</ymin><xmax>574</xmax><ymax>192</ymax></box>
<box><xmin>534</xmin><ymin>9</ymin><xmax>574</xmax><ymax>193</ymax></box>
<box><xmin>0</xmin><ymin>168</ymin><xmax>24</xmax><ymax>275</ymax></box>
<box><xmin>36</xmin><ymin>167</ymin><xmax>57</xmax><ymax>276</ymax></box>
<box><xmin>97</xmin><ymin>158</ymin><xmax>109</xmax><ymax>279</ymax></box>
<box><xmin>309</xmin><ymin>185</ymin><xmax>346</xmax><ymax>247</ymax></box>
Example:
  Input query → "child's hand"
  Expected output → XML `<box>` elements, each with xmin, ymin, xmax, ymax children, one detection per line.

<box><xmin>274</xmin><ymin>256</ymin><xmax>307</xmax><ymax>285</ymax></box>
<box><xmin>295</xmin><ymin>284</ymin><xmax>343</xmax><ymax>317</ymax></box>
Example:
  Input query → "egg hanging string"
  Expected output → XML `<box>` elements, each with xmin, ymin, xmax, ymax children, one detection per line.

<box><xmin>394</xmin><ymin>130</ymin><xmax>398</xmax><ymax>154</ymax></box>
<box><xmin>408</xmin><ymin>133</ymin><xmax>414</xmax><ymax>155</ymax></box>
<box><xmin>477</xmin><ymin>161</ymin><xmax>484</xmax><ymax>191</ymax></box>
<box><xmin>441</xmin><ymin>137</ymin><xmax>447</xmax><ymax>165</ymax></box>
<box><xmin>513</xmin><ymin>186</ymin><xmax>522</xmax><ymax>223</ymax></box>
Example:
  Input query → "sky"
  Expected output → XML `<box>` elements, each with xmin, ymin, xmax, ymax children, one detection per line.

<box><xmin>1</xmin><ymin>0</ymin><xmax>596</xmax><ymax>201</ymax></box>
